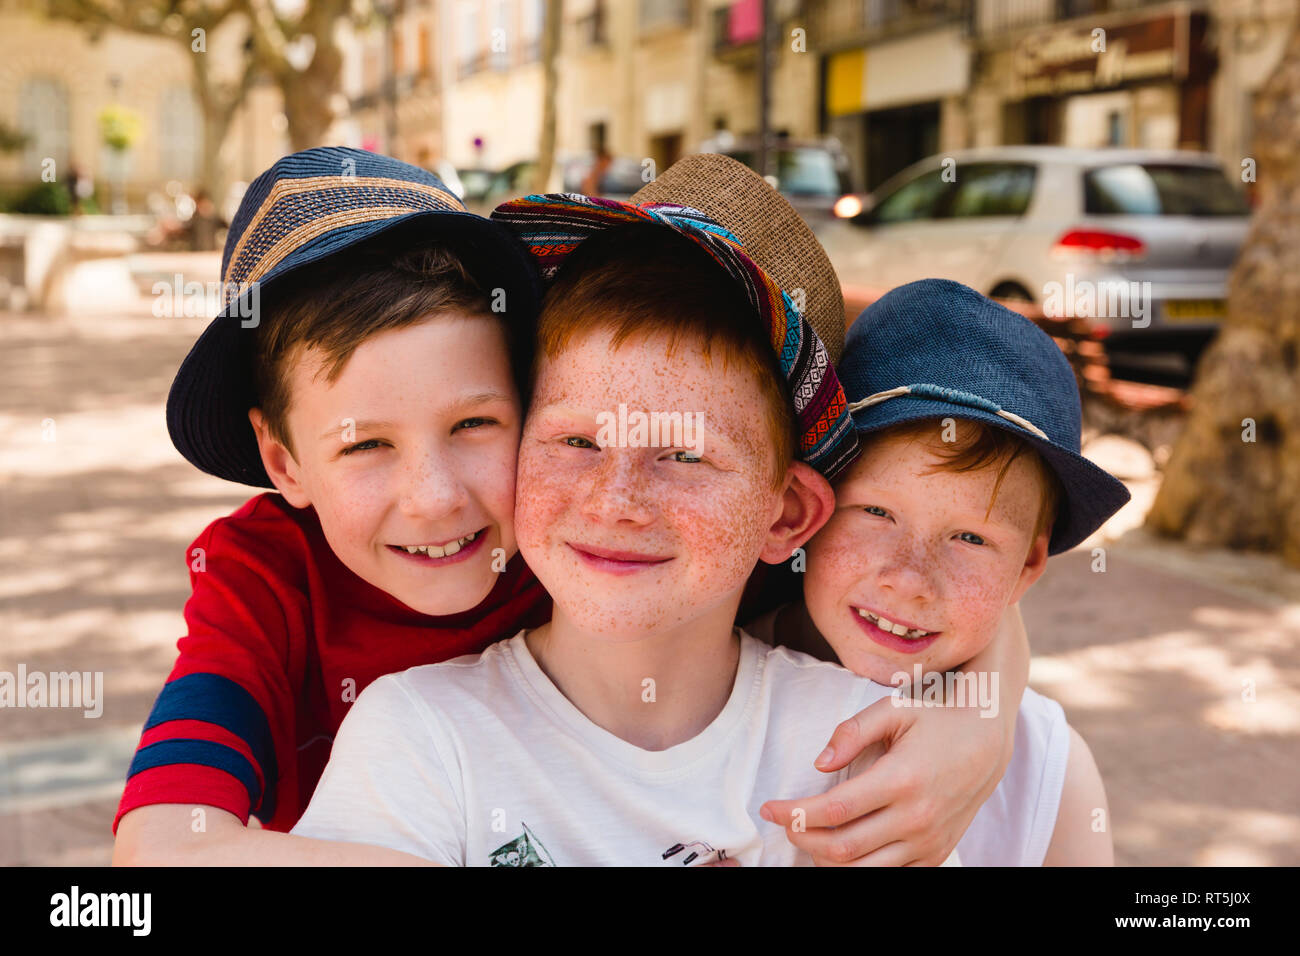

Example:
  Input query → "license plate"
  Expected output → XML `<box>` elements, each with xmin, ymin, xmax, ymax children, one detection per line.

<box><xmin>1163</xmin><ymin>299</ymin><xmax>1226</xmax><ymax>322</ymax></box>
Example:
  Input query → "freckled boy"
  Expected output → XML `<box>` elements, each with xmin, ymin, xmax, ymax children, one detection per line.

<box><xmin>754</xmin><ymin>279</ymin><xmax>1129</xmax><ymax>865</ymax></box>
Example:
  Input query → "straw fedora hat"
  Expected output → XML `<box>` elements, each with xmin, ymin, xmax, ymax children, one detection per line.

<box><xmin>491</xmin><ymin>152</ymin><xmax>858</xmax><ymax>480</ymax></box>
<box><xmin>632</xmin><ymin>153</ymin><xmax>846</xmax><ymax>363</ymax></box>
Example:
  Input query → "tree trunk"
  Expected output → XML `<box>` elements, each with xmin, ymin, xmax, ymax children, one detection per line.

<box><xmin>246</xmin><ymin>0</ymin><xmax>348</xmax><ymax>153</ymax></box>
<box><xmin>532</xmin><ymin>0</ymin><xmax>563</xmax><ymax>193</ymax></box>
<box><xmin>1146</xmin><ymin>23</ymin><xmax>1300</xmax><ymax>566</ymax></box>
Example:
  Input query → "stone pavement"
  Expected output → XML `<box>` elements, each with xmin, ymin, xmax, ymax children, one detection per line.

<box><xmin>2</xmin><ymin>301</ymin><xmax>1297</xmax><ymax>866</ymax></box>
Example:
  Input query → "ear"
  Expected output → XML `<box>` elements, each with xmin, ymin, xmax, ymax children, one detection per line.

<box><xmin>1008</xmin><ymin>529</ymin><xmax>1050</xmax><ymax>605</ymax></box>
<box><xmin>249</xmin><ymin>407</ymin><xmax>311</xmax><ymax>509</ymax></box>
<box><xmin>758</xmin><ymin>461</ymin><xmax>836</xmax><ymax>565</ymax></box>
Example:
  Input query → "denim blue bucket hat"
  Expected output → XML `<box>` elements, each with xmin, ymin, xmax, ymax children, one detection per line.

<box><xmin>838</xmin><ymin>279</ymin><xmax>1130</xmax><ymax>554</ymax></box>
<box><xmin>167</xmin><ymin>146</ymin><xmax>542</xmax><ymax>487</ymax></box>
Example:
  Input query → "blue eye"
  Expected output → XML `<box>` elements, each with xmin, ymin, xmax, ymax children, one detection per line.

<box><xmin>863</xmin><ymin>505</ymin><xmax>888</xmax><ymax>517</ymax></box>
<box><xmin>958</xmin><ymin>532</ymin><xmax>986</xmax><ymax>546</ymax></box>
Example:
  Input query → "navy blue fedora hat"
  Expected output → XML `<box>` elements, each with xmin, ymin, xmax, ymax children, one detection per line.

<box><xmin>838</xmin><ymin>279</ymin><xmax>1130</xmax><ymax>554</ymax></box>
<box><xmin>167</xmin><ymin>146</ymin><xmax>542</xmax><ymax>487</ymax></box>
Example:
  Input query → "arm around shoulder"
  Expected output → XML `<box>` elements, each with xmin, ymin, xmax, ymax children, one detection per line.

<box><xmin>1043</xmin><ymin>725</ymin><xmax>1113</xmax><ymax>866</ymax></box>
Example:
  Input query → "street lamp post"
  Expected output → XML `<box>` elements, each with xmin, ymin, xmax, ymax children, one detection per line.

<box><xmin>757</xmin><ymin>0</ymin><xmax>773</xmax><ymax>179</ymax></box>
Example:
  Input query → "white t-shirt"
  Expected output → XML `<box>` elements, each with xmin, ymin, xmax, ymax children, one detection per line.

<box><xmin>744</xmin><ymin>607</ymin><xmax>1071</xmax><ymax>866</ymax></box>
<box><xmin>293</xmin><ymin>629</ymin><xmax>912</xmax><ymax>866</ymax></box>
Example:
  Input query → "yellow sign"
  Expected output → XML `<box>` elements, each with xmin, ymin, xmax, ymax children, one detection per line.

<box><xmin>1164</xmin><ymin>299</ymin><xmax>1226</xmax><ymax>321</ymax></box>
<box><xmin>827</xmin><ymin>49</ymin><xmax>866</xmax><ymax>117</ymax></box>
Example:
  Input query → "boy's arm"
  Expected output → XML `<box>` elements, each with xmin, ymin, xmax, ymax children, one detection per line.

<box><xmin>113</xmin><ymin>805</ymin><xmax>437</xmax><ymax>866</ymax></box>
<box><xmin>761</xmin><ymin>602</ymin><xmax>1030</xmax><ymax>865</ymax></box>
<box><xmin>114</xmin><ymin>505</ymin><xmax>313</xmax><ymax>846</ymax></box>
<box><xmin>1043</xmin><ymin>726</ymin><xmax>1113</xmax><ymax>866</ymax></box>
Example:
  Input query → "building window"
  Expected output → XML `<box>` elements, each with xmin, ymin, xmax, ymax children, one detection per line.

<box><xmin>1107</xmin><ymin>110</ymin><xmax>1126</xmax><ymax>147</ymax></box>
<box><xmin>418</xmin><ymin>22</ymin><xmax>432</xmax><ymax>77</ymax></box>
<box><xmin>522</xmin><ymin>0</ymin><xmax>544</xmax><ymax>63</ymax></box>
<box><xmin>640</xmin><ymin>0</ymin><xmax>691</xmax><ymax>33</ymax></box>
<box><xmin>458</xmin><ymin>2</ymin><xmax>482</xmax><ymax>77</ymax></box>
<box><xmin>576</xmin><ymin>0</ymin><xmax>608</xmax><ymax>47</ymax></box>
<box><xmin>491</xmin><ymin>0</ymin><xmax>511</xmax><ymax>71</ymax></box>
<box><xmin>18</xmin><ymin>76</ymin><xmax>70</xmax><ymax>173</ymax></box>
<box><xmin>159</xmin><ymin>86</ymin><xmax>201</xmax><ymax>183</ymax></box>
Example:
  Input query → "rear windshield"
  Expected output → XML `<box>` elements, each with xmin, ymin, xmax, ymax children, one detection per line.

<box><xmin>726</xmin><ymin>148</ymin><xmax>849</xmax><ymax>197</ymax></box>
<box><xmin>1084</xmin><ymin>164</ymin><xmax>1250</xmax><ymax>216</ymax></box>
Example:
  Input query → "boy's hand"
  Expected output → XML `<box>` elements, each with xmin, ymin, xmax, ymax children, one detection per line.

<box><xmin>760</xmin><ymin>603</ymin><xmax>1029</xmax><ymax>865</ymax></box>
<box><xmin>759</xmin><ymin>698</ymin><xmax>1004</xmax><ymax>865</ymax></box>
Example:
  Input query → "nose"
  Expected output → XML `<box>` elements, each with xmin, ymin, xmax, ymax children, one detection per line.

<box><xmin>580</xmin><ymin>449</ymin><xmax>655</xmax><ymax>527</ymax></box>
<box><xmin>396</xmin><ymin>446</ymin><xmax>471</xmax><ymax>521</ymax></box>
<box><xmin>874</xmin><ymin>535</ymin><xmax>938</xmax><ymax>605</ymax></box>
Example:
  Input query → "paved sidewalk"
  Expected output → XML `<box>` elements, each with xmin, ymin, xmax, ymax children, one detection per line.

<box><xmin>2</xmin><ymin>307</ymin><xmax>1297</xmax><ymax>866</ymax></box>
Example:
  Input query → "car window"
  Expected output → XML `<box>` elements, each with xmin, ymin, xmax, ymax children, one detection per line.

<box><xmin>1084</xmin><ymin>164</ymin><xmax>1250</xmax><ymax>216</ymax></box>
<box><xmin>870</xmin><ymin>168</ymin><xmax>949</xmax><ymax>224</ymax></box>
<box><xmin>457</xmin><ymin>169</ymin><xmax>494</xmax><ymax>200</ymax></box>
<box><xmin>489</xmin><ymin>163</ymin><xmax>535</xmax><ymax>197</ymax></box>
<box><xmin>603</xmin><ymin>158</ymin><xmax>648</xmax><ymax>195</ymax></box>
<box><xmin>724</xmin><ymin>147</ymin><xmax>848</xmax><ymax>197</ymax></box>
<box><xmin>948</xmin><ymin>163</ymin><xmax>1036</xmax><ymax>217</ymax></box>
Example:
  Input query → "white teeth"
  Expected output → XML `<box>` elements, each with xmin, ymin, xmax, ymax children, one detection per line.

<box><xmin>400</xmin><ymin>531</ymin><xmax>478</xmax><ymax>558</ymax></box>
<box><xmin>857</xmin><ymin>609</ymin><xmax>933</xmax><ymax>639</ymax></box>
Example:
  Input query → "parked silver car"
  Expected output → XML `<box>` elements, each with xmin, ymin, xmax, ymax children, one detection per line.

<box><xmin>821</xmin><ymin>147</ymin><xmax>1252</xmax><ymax>379</ymax></box>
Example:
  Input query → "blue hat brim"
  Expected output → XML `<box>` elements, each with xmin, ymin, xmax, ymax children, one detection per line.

<box><xmin>848</xmin><ymin>397</ymin><xmax>1131</xmax><ymax>555</ymax></box>
<box><xmin>167</xmin><ymin>210</ymin><xmax>542</xmax><ymax>487</ymax></box>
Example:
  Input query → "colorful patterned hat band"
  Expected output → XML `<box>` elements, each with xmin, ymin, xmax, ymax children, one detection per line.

<box><xmin>492</xmin><ymin>193</ymin><xmax>858</xmax><ymax>480</ymax></box>
<box><xmin>846</xmin><ymin>383</ymin><xmax>1050</xmax><ymax>440</ymax></box>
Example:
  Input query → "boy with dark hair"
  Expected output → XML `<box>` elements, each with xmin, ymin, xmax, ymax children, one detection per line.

<box><xmin>113</xmin><ymin>148</ymin><xmax>552</xmax><ymax>865</ymax></box>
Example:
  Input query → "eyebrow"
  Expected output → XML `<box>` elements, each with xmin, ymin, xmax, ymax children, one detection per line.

<box><xmin>318</xmin><ymin>419</ymin><xmax>394</xmax><ymax>442</ymax></box>
<box><xmin>447</xmin><ymin>389</ymin><xmax>516</xmax><ymax>415</ymax></box>
<box><xmin>316</xmin><ymin>391</ymin><xmax>515</xmax><ymax>442</ymax></box>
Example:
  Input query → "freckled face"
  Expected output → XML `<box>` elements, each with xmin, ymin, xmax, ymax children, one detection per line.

<box><xmin>515</xmin><ymin>328</ymin><xmax>786</xmax><ymax>640</ymax></box>
<box><xmin>804</xmin><ymin>431</ymin><xmax>1045</xmax><ymax>684</ymax></box>
<box><xmin>281</xmin><ymin>313</ymin><xmax>520</xmax><ymax>616</ymax></box>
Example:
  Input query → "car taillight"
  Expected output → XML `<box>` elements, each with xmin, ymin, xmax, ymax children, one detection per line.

<box><xmin>833</xmin><ymin>194</ymin><xmax>863</xmax><ymax>219</ymax></box>
<box><xmin>1053</xmin><ymin>229</ymin><xmax>1146</xmax><ymax>259</ymax></box>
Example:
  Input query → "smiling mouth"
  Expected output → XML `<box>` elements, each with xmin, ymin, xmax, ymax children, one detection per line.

<box><xmin>854</xmin><ymin>607</ymin><xmax>937</xmax><ymax>641</ymax></box>
<box><xmin>390</xmin><ymin>529</ymin><xmax>483</xmax><ymax>559</ymax></box>
<box><xmin>567</xmin><ymin>542</ymin><xmax>674</xmax><ymax>571</ymax></box>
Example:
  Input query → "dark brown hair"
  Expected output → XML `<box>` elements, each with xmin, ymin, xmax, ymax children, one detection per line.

<box><xmin>535</xmin><ymin>223</ymin><xmax>795</xmax><ymax>486</ymax></box>
<box><xmin>252</xmin><ymin>242</ymin><xmax>517</xmax><ymax>454</ymax></box>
